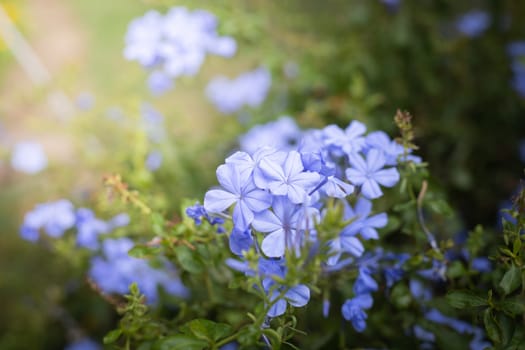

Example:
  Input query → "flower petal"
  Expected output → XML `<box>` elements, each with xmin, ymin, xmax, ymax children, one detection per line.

<box><xmin>261</xmin><ymin>230</ymin><xmax>286</xmax><ymax>257</ymax></box>
<box><xmin>361</xmin><ymin>179</ymin><xmax>383</xmax><ymax>199</ymax></box>
<box><xmin>373</xmin><ymin>168</ymin><xmax>400</xmax><ymax>187</ymax></box>
<box><xmin>286</xmin><ymin>284</ymin><xmax>310</xmax><ymax>307</ymax></box>
<box><xmin>204</xmin><ymin>189</ymin><xmax>237</xmax><ymax>213</ymax></box>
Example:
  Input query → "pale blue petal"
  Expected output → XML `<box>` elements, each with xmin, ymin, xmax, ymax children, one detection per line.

<box><xmin>233</xmin><ymin>201</ymin><xmax>254</xmax><ymax>230</ymax></box>
<box><xmin>354</xmin><ymin>197</ymin><xmax>372</xmax><ymax>217</ymax></box>
<box><xmin>340</xmin><ymin>236</ymin><xmax>364</xmax><ymax>256</ymax></box>
<box><xmin>268</xmin><ymin>181</ymin><xmax>289</xmax><ymax>196</ymax></box>
<box><xmin>216</xmin><ymin>164</ymin><xmax>241</xmax><ymax>194</ymax></box>
<box><xmin>345</xmin><ymin>120</ymin><xmax>366</xmax><ymax>139</ymax></box>
<box><xmin>283</xmin><ymin>151</ymin><xmax>304</xmax><ymax>178</ymax></box>
<box><xmin>348</xmin><ymin>153</ymin><xmax>367</xmax><ymax>173</ymax></box>
<box><xmin>366</xmin><ymin>213</ymin><xmax>388</xmax><ymax>228</ymax></box>
<box><xmin>366</xmin><ymin>149</ymin><xmax>386</xmax><ymax>172</ymax></box>
<box><xmin>267</xmin><ymin>297</ymin><xmax>287</xmax><ymax>317</ymax></box>
<box><xmin>287</xmin><ymin>184</ymin><xmax>308</xmax><ymax>204</ymax></box>
<box><xmin>285</xmin><ymin>284</ymin><xmax>310</xmax><ymax>307</ymax></box>
<box><xmin>361</xmin><ymin>179</ymin><xmax>383</xmax><ymax>199</ymax></box>
<box><xmin>345</xmin><ymin>168</ymin><xmax>366</xmax><ymax>185</ymax></box>
<box><xmin>360</xmin><ymin>227</ymin><xmax>379</xmax><ymax>240</ymax></box>
<box><xmin>252</xmin><ymin>210</ymin><xmax>281</xmax><ymax>233</ymax></box>
<box><xmin>260</xmin><ymin>157</ymin><xmax>285</xmax><ymax>181</ymax></box>
<box><xmin>261</xmin><ymin>230</ymin><xmax>286</xmax><ymax>257</ymax></box>
<box><xmin>244</xmin><ymin>189</ymin><xmax>272</xmax><ymax>212</ymax></box>
<box><xmin>373</xmin><ymin>168</ymin><xmax>400</xmax><ymax>187</ymax></box>
<box><xmin>204</xmin><ymin>189</ymin><xmax>237</xmax><ymax>213</ymax></box>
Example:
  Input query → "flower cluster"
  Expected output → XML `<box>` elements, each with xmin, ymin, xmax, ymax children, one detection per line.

<box><xmin>206</xmin><ymin>67</ymin><xmax>272</xmax><ymax>114</ymax></box>
<box><xmin>89</xmin><ymin>238</ymin><xmax>188</xmax><ymax>304</ymax></box>
<box><xmin>124</xmin><ymin>7</ymin><xmax>236</xmax><ymax>95</ymax></box>
<box><xmin>11</xmin><ymin>141</ymin><xmax>48</xmax><ymax>174</ymax></box>
<box><xmin>196</xmin><ymin>118</ymin><xmax>419</xmax><ymax>319</ymax></box>
<box><xmin>20</xmin><ymin>199</ymin><xmax>129</xmax><ymax>250</ymax></box>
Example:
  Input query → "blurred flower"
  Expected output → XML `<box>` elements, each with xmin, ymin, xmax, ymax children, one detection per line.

<box><xmin>89</xmin><ymin>238</ymin><xmax>188</xmax><ymax>304</ymax></box>
<box><xmin>20</xmin><ymin>200</ymin><xmax>76</xmax><ymax>242</ymax></box>
<box><xmin>206</xmin><ymin>67</ymin><xmax>272</xmax><ymax>114</ymax></box>
<box><xmin>11</xmin><ymin>141</ymin><xmax>48</xmax><ymax>174</ymax></box>
<box><xmin>124</xmin><ymin>7</ymin><xmax>236</xmax><ymax>93</ymax></box>
<box><xmin>341</xmin><ymin>294</ymin><xmax>373</xmax><ymax>332</ymax></box>
<box><xmin>64</xmin><ymin>338</ymin><xmax>101</xmax><ymax>350</ymax></box>
<box><xmin>239</xmin><ymin>116</ymin><xmax>301</xmax><ymax>154</ymax></box>
<box><xmin>146</xmin><ymin>150</ymin><xmax>163</xmax><ymax>171</ymax></box>
<box><xmin>75</xmin><ymin>92</ymin><xmax>95</xmax><ymax>111</ymax></box>
<box><xmin>147</xmin><ymin>70</ymin><xmax>173</xmax><ymax>96</ymax></box>
<box><xmin>456</xmin><ymin>10</ymin><xmax>491</xmax><ymax>38</ymax></box>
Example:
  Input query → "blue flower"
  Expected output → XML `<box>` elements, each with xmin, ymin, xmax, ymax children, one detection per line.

<box><xmin>456</xmin><ymin>10</ymin><xmax>491</xmax><ymax>38</ymax></box>
<box><xmin>206</xmin><ymin>67</ymin><xmax>271</xmax><ymax>114</ymax></box>
<box><xmin>229</xmin><ymin>228</ymin><xmax>253</xmax><ymax>256</ymax></box>
<box><xmin>147</xmin><ymin>70</ymin><xmax>173</xmax><ymax>96</ymax></box>
<box><xmin>186</xmin><ymin>202</ymin><xmax>225</xmax><ymax>231</ymax></box>
<box><xmin>75</xmin><ymin>208</ymin><xmax>111</xmax><ymax>250</ymax></box>
<box><xmin>341</xmin><ymin>197</ymin><xmax>387</xmax><ymax>240</ymax></box>
<box><xmin>11</xmin><ymin>141</ymin><xmax>48</xmax><ymax>174</ymax></box>
<box><xmin>341</xmin><ymin>293</ymin><xmax>373</xmax><ymax>332</ymax></box>
<box><xmin>238</xmin><ymin>116</ymin><xmax>301</xmax><ymax>154</ymax></box>
<box><xmin>252</xmin><ymin>196</ymin><xmax>319</xmax><ymax>257</ymax></box>
<box><xmin>258</xmin><ymin>150</ymin><xmax>321</xmax><ymax>204</ymax></box>
<box><xmin>124</xmin><ymin>7</ymin><xmax>236</xmax><ymax>91</ymax></box>
<box><xmin>346</xmin><ymin>149</ymin><xmax>400</xmax><ymax>199</ymax></box>
<box><xmin>267</xmin><ymin>283</ymin><xmax>310</xmax><ymax>317</ymax></box>
<box><xmin>365</xmin><ymin>131</ymin><xmax>421</xmax><ymax>165</ymax></box>
<box><xmin>146</xmin><ymin>150</ymin><xmax>163</xmax><ymax>171</ymax></box>
<box><xmin>89</xmin><ymin>238</ymin><xmax>188</xmax><ymax>304</ymax></box>
<box><xmin>353</xmin><ymin>266</ymin><xmax>378</xmax><ymax>295</ymax></box>
<box><xmin>64</xmin><ymin>338</ymin><xmax>101</xmax><ymax>350</ymax></box>
<box><xmin>20</xmin><ymin>200</ymin><xmax>76</xmax><ymax>241</ymax></box>
<box><xmin>321</xmin><ymin>121</ymin><xmax>366</xmax><ymax>157</ymax></box>
<box><xmin>204</xmin><ymin>163</ymin><xmax>272</xmax><ymax>230</ymax></box>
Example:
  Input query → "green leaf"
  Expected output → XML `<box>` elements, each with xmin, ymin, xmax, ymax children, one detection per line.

<box><xmin>175</xmin><ymin>245</ymin><xmax>204</xmax><ymax>274</ymax></box>
<box><xmin>154</xmin><ymin>335</ymin><xmax>208</xmax><ymax>350</ymax></box>
<box><xmin>103</xmin><ymin>329</ymin><xmax>122</xmax><ymax>344</ymax></box>
<box><xmin>484</xmin><ymin>308</ymin><xmax>501</xmax><ymax>344</ymax></box>
<box><xmin>499</xmin><ymin>265</ymin><xmax>522</xmax><ymax>296</ymax></box>
<box><xmin>262</xmin><ymin>328</ymin><xmax>282</xmax><ymax>349</ymax></box>
<box><xmin>128</xmin><ymin>245</ymin><xmax>161</xmax><ymax>259</ymax></box>
<box><xmin>446</xmin><ymin>291</ymin><xmax>488</xmax><ymax>309</ymax></box>
<box><xmin>181</xmin><ymin>319</ymin><xmax>233</xmax><ymax>342</ymax></box>
<box><xmin>498</xmin><ymin>297</ymin><xmax>525</xmax><ymax>317</ymax></box>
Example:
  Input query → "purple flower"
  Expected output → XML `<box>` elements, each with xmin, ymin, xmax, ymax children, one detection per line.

<box><xmin>341</xmin><ymin>294</ymin><xmax>373</xmax><ymax>332</ymax></box>
<box><xmin>229</xmin><ymin>228</ymin><xmax>253</xmax><ymax>256</ymax></box>
<box><xmin>365</xmin><ymin>131</ymin><xmax>421</xmax><ymax>165</ymax></box>
<box><xmin>353</xmin><ymin>266</ymin><xmax>379</xmax><ymax>295</ymax></box>
<box><xmin>346</xmin><ymin>149</ymin><xmax>400</xmax><ymax>199</ymax></box>
<box><xmin>321</xmin><ymin>121</ymin><xmax>366</xmax><ymax>157</ymax></box>
<box><xmin>204</xmin><ymin>163</ymin><xmax>272</xmax><ymax>230</ymax></box>
<box><xmin>268</xmin><ymin>283</ymin><xmax>310</xmax><ymax>317</ymax></box>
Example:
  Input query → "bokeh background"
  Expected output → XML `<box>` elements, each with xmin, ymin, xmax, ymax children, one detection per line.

<box><xmin>1</xmin><ymin>0</ymin><xmax>524</xmax><ymax>348</ymax></box>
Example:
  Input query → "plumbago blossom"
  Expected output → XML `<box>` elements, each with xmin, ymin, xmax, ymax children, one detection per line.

<box><xmin>124</xmin><ymin>7</ymin><xmax>236</xmax><ymax>94</ymax></box>
<box><xmin>206</xmin><ymin>67</ymin><xmax>272</xmax><ymax>114</ymax></box>
<box><xmin>20</xmin><ymin>200</ymin><xmax>187</xmax><ymax>304</ymax></box>
<box><xmin>192</xmin><ymin>117</ymin><xmax>420</xmax><ymax>321</ymax></box>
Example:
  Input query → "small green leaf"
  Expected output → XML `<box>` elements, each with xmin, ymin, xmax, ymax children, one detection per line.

<box><xmin>175</xmin><ymin>245</ymin><xmax>204</xmax><ymax>274</ymax></box>
<box><xmin>128</xmin><ymin>245</ymin><xmax>161</xmax><ymax>258</ymax></box>
<box><xmin>497</xmin><ymin>297</ymin><xmax>525</xmax><ymax>317</ymax></box>
<box><xmin>103</xmin><ymin>329</ymin><xmax>122</xmax><ymax>344</ymax></box>
<box><xmin>499</xmin><ymin>265</ymin><xmax>522</xmax><ymax>296</ymax></box>
<box><xmin>154</xmin><ymin>335</ymin><xmax>208</xmax><ymax>350</ymax></box>
<box><xmin>484</xmin><ymin>309</ymin><xmax>501</xmax><ymax>344</ymax></box>
<box><xmin>181</xmin><ymin>319</ymin><xmax>233</xmax><ymax>342</ymax></box>
<box><xmin>446</xmin><ymin>291</ymin><xmax>488</xmax><ymax>309</ymax></box>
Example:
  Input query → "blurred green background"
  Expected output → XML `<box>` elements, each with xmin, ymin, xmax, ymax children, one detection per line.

<box><xmin>1</xmin><ymin>0</ymin><xmax>524</xmax><ymax>348</ymax></box>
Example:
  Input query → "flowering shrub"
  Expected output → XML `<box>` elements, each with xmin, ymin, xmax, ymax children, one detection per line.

<box><xmin>3</xmin><ymin>2</ymin><xmax>525</xmax><ymax>349</ymax></box>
